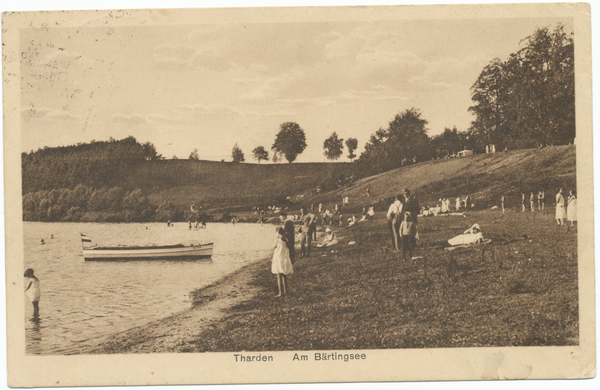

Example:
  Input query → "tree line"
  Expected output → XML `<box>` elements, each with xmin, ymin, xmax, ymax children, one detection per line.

<box><xmin>219</xmin><ymin>24</ymin><xmax>573</xmax><ymax>174</ymax></box>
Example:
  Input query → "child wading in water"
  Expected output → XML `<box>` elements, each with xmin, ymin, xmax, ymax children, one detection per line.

<box><xmin>399</xmin><ymin>212</ymin><xmax>417</xmax><ymax>261</ymax></box>
<box><xmin>272</xmin><ymin>227</ymin><xmax>294</xmax><ymax>297</ymax></box>
<box><xmin>24</xmin><ymin>268</ymin><xmax>41</xmax><ymax>318</ymax></box>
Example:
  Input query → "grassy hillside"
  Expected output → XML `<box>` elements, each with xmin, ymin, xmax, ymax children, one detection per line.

<box><xmin>302</xmin><ymin>145</ymin><xmax>576</xmax><ymax>214</ymax></box>
<box><xmin>135</xmin><ymin>160</ymin><xmax>354</xmax><ymax>210</ymax></box>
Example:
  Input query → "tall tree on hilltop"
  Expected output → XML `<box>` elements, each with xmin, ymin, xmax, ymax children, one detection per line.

<box><xmin>323</xmin><ymin>132</ymin><xmax>344</xmax><ymax>161</ymax></box>
<box><xmin>345</xmin><ymin>138</ymin><xmax>358</xmax><ymax>161</ymax></box>
<box><xmin>355</xmin><ymin>108</ymin><xmax>429</xmax><ymax>177</ymax></box>
<box><xmin>252</xmin><ymin>146</ymin><xmax>269</xmax><ymax>164</ymax></box>
<box><xmin>469</xmin><ymin>24</ymin><xmax>574</xmax><ymax>149</ymax></box>
<box><xmin>189</xmin><ymin>149</ymin><xmax>199</xmax><ymax>160</ymax></box>
<box><xmin>231</xmin><ymin>143</ymin><xmax>245</xmax><ymax>163</ymax></box>
<box><xmin>271</xmin><ymin>122</ymin><xmax>307</xmax><ymax>163</ymax></box>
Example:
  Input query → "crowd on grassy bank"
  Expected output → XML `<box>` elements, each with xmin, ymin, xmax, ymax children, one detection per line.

<box><xmin>81</xmin><ymin>187</ymin><xmax>578</xmax><ymax>353</ymax></box>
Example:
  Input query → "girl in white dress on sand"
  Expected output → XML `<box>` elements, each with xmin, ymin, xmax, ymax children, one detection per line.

<box><xmin>24</xmin><ymin>268</ymin><xmax>41</xmax><ymax>318</ymax></box>
<box><xmin>272</xmin><ymin>227</ymin><xmax>294</xmax><ymax>297</ymax></box>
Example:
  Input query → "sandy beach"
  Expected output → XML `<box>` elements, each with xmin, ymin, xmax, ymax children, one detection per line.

<box><xmin>80</xmin><ymin>257</ymin><xmax>269</xmax><ymax>354</ymax></box>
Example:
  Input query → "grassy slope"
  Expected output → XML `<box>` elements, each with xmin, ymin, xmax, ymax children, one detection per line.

<box><xmin>305</xmin><ymin>145</ymin><xmax>576</xmax><ymax>213</ymax></box>
<box><xmin>131</xmin><ymin>160</ymin><xmax>354</xmax><ymax>210</ymax></box>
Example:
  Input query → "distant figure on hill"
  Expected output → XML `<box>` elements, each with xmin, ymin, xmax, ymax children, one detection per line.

<box><xmin>567</xmin><ymin>190</ymin><xmax>577</xmax><ymax>227</ymax></box>
<box><xmin>279</xmin><ymin>212</ymin><xmax>296</xmax><ymax>264</ymax></box>
<box><xmin>386</xmin><ymin>195</ymin><xmax>403</xmax><ymax>251</ymax></box>
<box><xmin>366</xmin><ymin>187</ymin><xmax>370</xmax><ymax>198</ymax></box>
<box><xmin>299</xmin><ymin>207</ymin><xmax>316</xmax><ymax>258</ymax></box>
<box><xmin>24</xmin><ymin>268</ymin><xmax>41</xmax><ymax>318</ymax></box>
<box><xmin>521</xmin><ymin>193</ymin><xmax>526</xmax><ymax>212</ymax></box>
<box><xmin>538</xmin><ymin>191</ymin><xmax>545</xmax><ymax>211</ymax></box>
<box><xmin>455</xmin><ymin>197</ymin><xmax>461</xmax><ymax>211</ymax></box>
<box><xmin>318</xmin><ymin>203</ymin><xmax>323</xmax><ymax>213</ymax></box>
<box><xmin>555</xmin><ymin>188</ymin><xmax>566</xmax><ymax>226</ymax></box>
<box><xmin>530</xmin><ymin>192</ymin><xmax>535</xmax><ymax>212</ymax></box>
<box><xmin>271</xmin><ymin>227</ymin><xmax>293</xmax><ymax>297</ymax></box>
<box><xmin>399</xmin><ymin>212</ymin><xmax>417</xmax><ymax>261</ymax></box>
<box><xmin>501</xmin><ymin>195</ymin><xmax>505</xmax><ymax>213</ymax></box>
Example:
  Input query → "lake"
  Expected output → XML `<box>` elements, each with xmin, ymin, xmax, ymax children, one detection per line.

<box><xmin>23</xmin><ymin>221</ymin><xmax>277</xmax><ymax>355</ymax></box>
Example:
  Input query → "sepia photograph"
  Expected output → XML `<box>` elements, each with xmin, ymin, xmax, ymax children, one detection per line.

<box><xmin>3</xmin><ymin>1</ymin><xmax>595</xmax><ymax>387</ymax></box>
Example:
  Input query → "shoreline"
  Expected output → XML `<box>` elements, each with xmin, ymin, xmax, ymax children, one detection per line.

<box><xmin>80</xmin><ymin>255</ymin><xmax>270</xmax><ymax>354</ymax></box>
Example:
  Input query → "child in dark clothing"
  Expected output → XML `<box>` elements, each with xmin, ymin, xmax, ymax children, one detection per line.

<box><xmin>399</xmin><ymin>212</ymin><xmax>417</xmax><ymax>261</ymax></box>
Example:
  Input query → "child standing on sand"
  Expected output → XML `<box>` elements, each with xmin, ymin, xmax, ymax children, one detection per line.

<box><xmin>399</xmin><ymin>212</ymin><xmax>417</xmax><ymax>261</ymax></box>
<box><xmin>24</xmin><ymin>268</ymin><xmax>41</xmax><ymax>317</ymax></box>
<box><xmin>272</xmin><ymin>227</ymin><xmax>294</xmax><ymax>297</ymax></box>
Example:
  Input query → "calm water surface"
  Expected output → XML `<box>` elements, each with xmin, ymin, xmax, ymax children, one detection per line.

<box><xmin>23</xmin><ymin>222</ymin><xmax>276</xmax><ymax>355</ymax></box>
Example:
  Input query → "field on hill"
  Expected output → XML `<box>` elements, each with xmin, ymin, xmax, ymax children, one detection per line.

<box><xmin>301</xmin><ymin>145</ymin><xmax>576</xmax><ymax>215</ymax></box>
<box><xmin>84</xmin><ymin>207</ymin><xmax>578</xmax><ymax>353</ymax></box>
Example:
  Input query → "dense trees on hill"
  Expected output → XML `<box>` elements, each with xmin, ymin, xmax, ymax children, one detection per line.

<box><xmin>356</xmin><ymin>108</ymin><xmax>430</xmax><ymax>177</ymax></box>
<box><xmin>468</xmin><ymin>24</ymin><xmax>574</xmax><ymax>150</ymax></box>
<box><xmin>353</xmin><ymin>24</ymin><xmax>574</xmax><ymax>179</ymax></box>
<box><xmin>22</xmin><ymin>136</ymin><xmax>162</xmax><ymax>194</ymax></box>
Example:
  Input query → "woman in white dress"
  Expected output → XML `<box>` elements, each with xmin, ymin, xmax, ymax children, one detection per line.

<box><xmin>272</xmin><ymin>228</ymin><xmax>294</xmax><ymax>297</ymax></box>
<box><xmin>555</xmin><ymin>188</ymin><xmax>567</xmax><ymax>226</ymax></box>
<box><xmin>455</xmin><ymin>197</ymin><xmax>461</xmax><ymax>211</ymax></box>
<box><xmin>567</xmin><ymin>190</ymin><xmax>577</xmax><ymax>226</ymax></box>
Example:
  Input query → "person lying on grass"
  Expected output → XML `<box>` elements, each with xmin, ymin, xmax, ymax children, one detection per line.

<box><xmin>448</xmin><ymin>223</ymin><xmax>484</xmax><ymax>246</ymax></box>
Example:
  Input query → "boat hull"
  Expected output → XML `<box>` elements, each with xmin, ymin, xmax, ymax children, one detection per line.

<box><xmin>83</xmin><ymin>243</ymin><xmax>213</xmax><ymax>261</ymax></box>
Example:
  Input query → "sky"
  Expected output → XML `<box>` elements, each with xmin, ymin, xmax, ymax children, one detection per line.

<box><xmin>20</xmin><ymin>9</ymin><xmax>572</xmax><ymax>163</ymax></box>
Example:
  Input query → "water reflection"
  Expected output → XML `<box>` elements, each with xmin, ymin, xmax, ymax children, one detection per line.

<box><xmin>24</xmin><ymin>222</ymin><xmax>275</xmax><ymax>355</ymax></box>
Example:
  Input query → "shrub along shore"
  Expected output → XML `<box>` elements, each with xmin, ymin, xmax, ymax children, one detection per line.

<box><xmin>82</xmin><ymin>207</ymin><xmax>577</xmax><ymax>354</ymax></box>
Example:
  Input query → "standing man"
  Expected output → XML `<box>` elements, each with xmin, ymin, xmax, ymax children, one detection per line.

<box><xmin>403</xmin><ymin>189</ymin><xmax>420</xmax><ymax>248</ymax></box>
<box><xmin>299</xmin><ymin>206</ymin><xmax>316</xmax><ymax>258</ymax></box>
<box><xmin>279</xmin><ymin>212</ymin><xmax>296</xmax><ymax>264</ymax></box>
<box><xmin>521</xmin><ymin>193</ymin><xmax>526</xmax><ymax>212</ymax></box>
<box><xmin>538</xmin><ymin>190</ymin><xmax>545</xmax><ymax>211</ymax></box>
<box><xmin>366</xmin><ymin>187</ymin><xmax>371</xmax><ymax>198</ymax></box>
<box><xmin>387</xmin><ymin>195</ymin><xmax>403</xmax><ymax>250</ymax></box>
<box><xmin>403</xmin><ymin>189</ymin><xmax>421</xmax><ymax>225</ymax></box>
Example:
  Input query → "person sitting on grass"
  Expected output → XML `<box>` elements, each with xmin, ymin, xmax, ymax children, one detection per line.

<box><xmin>272</xmin><ymin>227</ymin><xmax>294</xmax><ymax>297</ymax></box>
<box><xmin>399</xmin><ymin>212</ymin><xmax>417</xmax><ymax>261</ymax></box>
<box><xmin>317</xmin><ymin>227</ymin><xmax>338</xmax><ymax>247</ymax></box>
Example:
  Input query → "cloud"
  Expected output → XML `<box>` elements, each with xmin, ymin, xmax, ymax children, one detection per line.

<box><xmin>21</xmin><ymin>106</ymin><xmax>81</xmax><ymax>122</ymax></box>
<box><xmin>111</xmin><ymin>114</ymin><xmax>148</xmax><ymax>124</ymax></box>
<box><xmin>153</xmin><ymin>44</ymin><xmax>196</xmax><ymax>68</ymax></box>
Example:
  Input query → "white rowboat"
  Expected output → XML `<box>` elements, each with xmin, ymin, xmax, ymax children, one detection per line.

<box><xmin>81</xmin><ymin>234</ymin><xmax>213</xmax><ymax>261</ymax></box>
